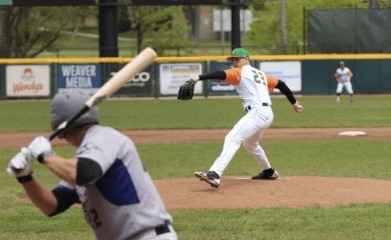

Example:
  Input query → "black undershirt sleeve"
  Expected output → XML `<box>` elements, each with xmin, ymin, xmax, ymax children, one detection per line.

<box><xmin>275</xmin><ymin>80</ymin><xmax>297</xmax><ymax>105</ymax></box>
<box><xmin>198</xmin><ymin>71</ymin><xmax>227</xmax><ymax>80</ymax></box>
<box><xmin>49</xmin><ymin>188</ymin><xmax>79</xmax><ymax>217</ymax></box>
<box><xmin>48</xmin><ymin>158</ymin><xmax>102</xmax><ymax>217</ymax></box>
<box><xmin>76</xmin><ymin>158</ymin><xmax>103</xmax><ymax>186</ymax></box>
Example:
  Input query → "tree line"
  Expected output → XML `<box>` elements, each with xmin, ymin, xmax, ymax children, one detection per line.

<box><xmin>0</xmin><ymin>0</ymin><xmax>389</xmax><ymax>58</ymax></box>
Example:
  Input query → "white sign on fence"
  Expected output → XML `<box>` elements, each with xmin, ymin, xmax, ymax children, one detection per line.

<box><xmin>213</xmin><ymin>9</ymin><xmax>253</xmax><ymax>32</ymax></box>
<box><xmin>159</xmin><ymin>63</ymin><xmax>203</xmax><ymax>95</ymax></box>
<box><xmin>6</xmin><ymin>65</ymin><xmax>50</xmax><ymax>97</ymax></box>
<box><xmin>259</xmin><ymin>61</ymin><xmax>302</xmax><ymax>92</ymax></box>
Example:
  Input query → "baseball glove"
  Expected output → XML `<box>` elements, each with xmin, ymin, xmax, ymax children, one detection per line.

<box><xmin>177</xmin><ymin>82</ymin><xmax>195</xmax><ymax>100</ymax></box>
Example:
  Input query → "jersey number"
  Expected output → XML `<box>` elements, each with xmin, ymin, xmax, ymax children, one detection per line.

<box><xmin>85</xmin><ymin>207</ymin><xmax>102</xmax><ymax>229</ymax></box>
<box><xmin>252</xmin><ymin>70</ymin><xmax>267</xmax><ymax>86</ymax></box>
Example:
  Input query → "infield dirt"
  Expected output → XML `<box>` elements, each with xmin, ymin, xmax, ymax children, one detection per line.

<box><xmin>5</xmin><ymin>127</ymin><xmax>391</xmax><ymax>210</ymax></box>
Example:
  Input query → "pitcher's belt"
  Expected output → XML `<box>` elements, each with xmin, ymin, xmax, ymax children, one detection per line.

<box><xmin>246</xmin><ymin>103</ymin><xmax>270</xmax><ymax>112</ymax></box>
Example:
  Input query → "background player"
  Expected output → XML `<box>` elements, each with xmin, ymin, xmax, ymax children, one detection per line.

<box><xmin>6</xmin><ymin>90</ymin><xmax>177</xmax><ymax>240</ymax></box>
<box><xmin>334</xmin><ymin>61</ymin><xmax>354</xmax><ymax>103</ymax></box>
<box><xmin>190</xmin><ymin>48</ymin><xmax>303</xmax><ymax>188</ymax></box>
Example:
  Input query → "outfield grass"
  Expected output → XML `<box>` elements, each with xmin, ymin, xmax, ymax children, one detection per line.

<box><xmin>0</xmin><ymin>96</ymin><xmax>389</xmax><ymax>131</ymax></box>
<box><xmin>172</xmin><ymin>204</ymin><xmax>391</xmax><ymax>240</ymax></box>
<box><xmin>136</xmin><ymin>139</ymin><xmax>391</xmax><ymax>181</ymax></box>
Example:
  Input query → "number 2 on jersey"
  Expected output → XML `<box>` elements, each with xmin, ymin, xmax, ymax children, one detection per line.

<box><xmin>252</xmin><ymin>70</ymin><xmax>267</xmax><ymax>86</ymax></box>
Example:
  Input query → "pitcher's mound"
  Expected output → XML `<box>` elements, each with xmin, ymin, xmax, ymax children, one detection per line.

<box><xmin>155</xmin><ymin>176</ymin><xmax>391</xmax><ymax>211</ymax></box>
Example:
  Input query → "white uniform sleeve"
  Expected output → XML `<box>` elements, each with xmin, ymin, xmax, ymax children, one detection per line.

<box><xmin>77</xmin><ymin>142</ymin><xmax>119</xmax><ymax>175</ymax></box>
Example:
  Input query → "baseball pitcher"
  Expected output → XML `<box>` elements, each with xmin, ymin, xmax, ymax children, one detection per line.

<box><xmin>185</xmin><ymin>48</ymin><xmax>303</xmax><ymax>188</ymax></box>
<box><xmin>334</xmin><ymin>61</ymin><xmax>354</xmax><ymax>103</ymax></box>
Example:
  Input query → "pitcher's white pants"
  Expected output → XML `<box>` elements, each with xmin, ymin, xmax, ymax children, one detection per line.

<box><xmin>336</xmin><ymin>81</ymin><xmax>353</xmax><ymax>94</ymax></box>
<box><xmin>209</xmin><ymin>107</ymin><xmax>274</xmax><ymax>177</ymax></box>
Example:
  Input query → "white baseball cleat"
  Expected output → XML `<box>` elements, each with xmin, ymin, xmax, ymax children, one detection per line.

<box><xmin>195</xmin><ymin>171</ymin><xmax>220</xmax><ymax>188</ymax></box>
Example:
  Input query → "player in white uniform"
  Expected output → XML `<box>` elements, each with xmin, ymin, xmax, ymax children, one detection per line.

<box><xmin>190</xmin><ymin>48</ymin><xmax>303</xmax><ymax>188</ymax></box>
<box><xmin>6</xmin><ymin>90</ymin><xmax>177</xmax><ymax>240</ymax></box>
<box><xmin>334</xmin><ymin>61</ymin><xmax>354</xmax><ymax>103</ymax></box>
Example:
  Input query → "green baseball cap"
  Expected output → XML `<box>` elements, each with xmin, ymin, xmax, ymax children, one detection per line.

<box><xmin>227</xmin><ymin>48</ymin><xmax>250</xmax><ymax>60</ymax></box>
<box><xmin>340</xmin><ymin>61</ymin><xmax>345</xmax><ymax>65</ymax></box>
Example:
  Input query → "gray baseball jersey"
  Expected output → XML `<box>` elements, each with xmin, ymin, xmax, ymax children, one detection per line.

<box><xmin>56</xmin><ymin>125</ymin><xmax>173</xmax><ymax>240</ymax></box>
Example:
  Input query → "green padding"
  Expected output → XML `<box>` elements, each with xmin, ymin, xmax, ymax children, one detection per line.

<box><xmin>302</xmin><ymin>60</ymin><xmax>391</xmax><ymax>95</ymax></box>
<box><xmin>308</xmin><ymin>9</ymin><xmax>391</xmax><ymax>53</ymax></box>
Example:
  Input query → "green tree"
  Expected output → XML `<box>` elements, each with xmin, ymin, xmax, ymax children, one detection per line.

<box><xmin>148</xmin><ymin>10</ymin><xmax>192</xmax><ymax>56</ymax></box>
<box><xmin>246</xmin><ymin>0</ymin><xmax>367</xmax><ymax>55</ymax></box>
<box><xmin>373</xmin><ymin>0</ymin><xmax>391</xmax><ymax>7</ymax></box>
<box><xmin>0</xmin><ymin>6</ymin><xmax>95</xmax><ymax>58</ymax></box>
<box><xmin>241</xmin><ymin>0</ymin><xmax>268</xmax><ymax>10</ymax></box>
<box><xmin>130</xmin><ymin>6</ymin><xmax>191</xmax><ymax>55</ymax></box>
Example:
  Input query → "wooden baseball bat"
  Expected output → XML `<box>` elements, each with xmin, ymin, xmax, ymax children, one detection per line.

<box><xmin>48</xmin><ymin>47</ymin><xmax>157</xmax><ymax>141</ymax></box>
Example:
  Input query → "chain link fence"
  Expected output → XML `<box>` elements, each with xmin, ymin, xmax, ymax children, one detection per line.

<box><xmin>0</xmin><ymin>44</ymin><xmax>307</xmax><ymax>58</ymax></box>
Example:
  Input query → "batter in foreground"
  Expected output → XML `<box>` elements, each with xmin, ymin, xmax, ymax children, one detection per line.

<box><xmin>7</xmin><ymin>90</ymin><xmax>177</xmax><ymax>240</ymax></box>
<box><xmin>190</xmin><ymin>48</ymin><xmax>303</xmax><ymax>188</ymax></box>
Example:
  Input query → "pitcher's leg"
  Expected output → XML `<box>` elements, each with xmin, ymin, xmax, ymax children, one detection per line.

<box><xmin>243</xmin><ymin>129</ymin><xmax>272</xmax><ymax>170</ymax></box>
<box><xmin>209</xmin><ymin>112</ymin><xmax>259</xmax><ymax>176</ymax></box>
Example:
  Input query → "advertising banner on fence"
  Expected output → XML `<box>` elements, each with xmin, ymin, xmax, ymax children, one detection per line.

<box><xmin>6</xmin><ymin>65</ymin><xmax>50</xmax><ymax>97</ymax></box>
<box><xmin>209</xmin><ymin>62</ymin><xmax>236</xmax><ymax>93</ymax></box>
<box><xmin>259</xmin><ymin>61</ymin><xmax>302</xmax><ymax>92</ymax></box>
<box><xmin>58</xmin><ymin>64</ymin><xmax>101</xmax><ymax>95</ymax></box>
<box><xmin>106</xmin><ymin>64</ymin><xmax>153</xmax><ymax>96</ymax></box>
<box><xmin>159</xmin><ymin>63</ymin><xmax>203</xmax><ymax>95</ymax></box>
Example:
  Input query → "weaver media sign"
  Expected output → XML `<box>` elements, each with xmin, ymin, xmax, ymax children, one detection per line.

<box><xmin>6</xmin><ymin>65</ymin><xmax>50</xmax><ymax>97</ymax></box>
<box><xmin>58</xmin><ymin>64</ymin><xmax>101</xmax><ymax>95</ymax></box>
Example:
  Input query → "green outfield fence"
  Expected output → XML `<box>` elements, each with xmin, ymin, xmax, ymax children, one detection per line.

<box><xmin>1</xmin><ymin>53</ymin><xmax>391</xmax><ymax>100</ymax></box>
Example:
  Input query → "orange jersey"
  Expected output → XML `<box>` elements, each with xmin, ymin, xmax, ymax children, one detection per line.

<box><xmin>223</xmin><ymin>67</ymin><xmax>242</xmax><ymax>85</ymax></box>
<box><xmin>223</xmin><ymin>67</ymin><xmax>279</xmax><ymax>93</ymax></box>
<box><xmin>266</xmin><ymin>75</ymin><xmax>279</xmax><ymax>92</ymax></box>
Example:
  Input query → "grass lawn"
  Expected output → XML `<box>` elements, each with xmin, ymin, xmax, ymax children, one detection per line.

<box><xmin>1</xmin><ymin>137</ymin><xmax>391</xmax><ymax>240</ymax></box>
<box><xmin>0</xmin><ymin>95</ymin><xmax>390</xmax><ymax>240</ymax></box>
<box><xmin>0</xmin><ymin>96</ymin><xmax>389</xmax><ymax>131</ymax></box>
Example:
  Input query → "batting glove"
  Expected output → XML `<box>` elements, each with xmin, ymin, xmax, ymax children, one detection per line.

<box><xmin>7</xmin><ymin>147</ymin><xmax>33</xmax><ymax>183</ymax></box>
<box><xmin>28</xmin><ymin>136</ymin><xmax>56</xmax><ymax>164</ymax></box>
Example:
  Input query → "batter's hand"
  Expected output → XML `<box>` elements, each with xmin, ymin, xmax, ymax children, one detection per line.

<box><xmin>293</xmin><ymin>101</ymin><xmax>303</xmax><ymax>113</ymax></box>
<box><xmin>28</xmin><ymin>136</ymin><xmax>52</xmax><ymax>159</ymax></box>
<box><xmin>7</xmin><ymin>147</ymin><xmax>33</xmax><ymax>177</ymax></box>
<box><xmin>186</xmin><ymin>76</ymin><xmax>200</xmax><ymax>84</ymax></box>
